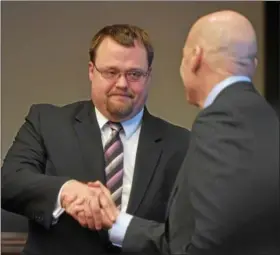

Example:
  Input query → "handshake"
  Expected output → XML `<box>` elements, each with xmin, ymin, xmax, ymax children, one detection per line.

<box><xmin>60</xmin><ymin>180</ymin><xmax>119</xmax><ymax>230</ymax></box>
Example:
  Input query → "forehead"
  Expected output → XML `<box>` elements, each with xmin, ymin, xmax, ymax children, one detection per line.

<box><xmin>95</xmin><ymin>37</ymin><xmax>148</xmax><ymax>69</ymax></box>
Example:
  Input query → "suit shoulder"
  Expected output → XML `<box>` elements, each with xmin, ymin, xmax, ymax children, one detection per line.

<box><xmin>26</xmin><ymin>100</ymin><xmax>89</xmax><ymax>118</ymax></box>
<box><xmin>154</xmin><ymin>117</ymin><xmax>191</xmax><ymax>153</ymax></box>
<box><xmin>28</xmin><ymin>100</ymin><xmax>87</xmax><ymax>112</ymax></box>
<box><xmin>151</xmin><ymin>115</ymin><xmax>190</xmax><ymax>139</ymax></box>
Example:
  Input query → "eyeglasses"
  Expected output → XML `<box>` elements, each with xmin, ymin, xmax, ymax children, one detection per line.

<box><xmin>93</xmin><ymin>63</ymin><xmax>150</xmax><ymax>82</ymax></box>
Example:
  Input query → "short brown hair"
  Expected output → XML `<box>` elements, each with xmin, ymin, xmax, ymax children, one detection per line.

<box><xmin>89</xmin><ymin>24</ymin><xmax>154</xmax><ymax>67</ymax></box>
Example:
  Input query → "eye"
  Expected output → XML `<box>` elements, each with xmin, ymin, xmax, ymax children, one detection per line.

<box><xmin>128</xmin><ymin>71</ymin><xmax>143</xmax><ymax>79</ymax></box>
<box><xmin>106</xmin><ymin>70</ymin><xmax>118</xmax><ymax>75</ymax></box>
<box><xmin>103</xmin><ymin>69</ymin><xmax>118</xmax><ymax>78</ymax></box>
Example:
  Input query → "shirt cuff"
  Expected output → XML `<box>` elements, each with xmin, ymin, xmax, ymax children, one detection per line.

<box><xmin>52</xmin><ymin>183</ymin><xmax>67</xmax><ymax>223</ymax></box>
<box><xmin>108</xmin><ymin>212</ymin><xmax>133</xmax><ymax>247</ymax></box>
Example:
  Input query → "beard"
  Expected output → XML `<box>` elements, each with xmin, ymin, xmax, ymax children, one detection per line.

<box><xmin>106</xmin><ymin>96</ymin><xmax>134</xmax><ymax>119</ymax></box>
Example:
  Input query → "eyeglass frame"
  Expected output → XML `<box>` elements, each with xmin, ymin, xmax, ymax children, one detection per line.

<box><xmin>92</xmin><ymin>62</ymin><xmax>151</xmax><ymax>83</ymax></box>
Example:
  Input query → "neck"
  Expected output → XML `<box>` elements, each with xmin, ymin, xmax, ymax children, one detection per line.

<box><xmin>196</xmin><ymin>73</ymin><xmax>232</xmax><ymax>108</ymax></box>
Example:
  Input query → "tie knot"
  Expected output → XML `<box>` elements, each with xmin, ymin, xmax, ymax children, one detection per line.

<box><xmin>108</xmin><ymin>122</ymin><xmax>122</xmax><ymax>133</ymax></box>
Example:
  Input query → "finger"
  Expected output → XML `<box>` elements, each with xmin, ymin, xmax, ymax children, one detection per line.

<box><xmin>67</xmin><ymin>197</ymin><xmax>87</xmax><ymax>227</ymax></box>
<box><xmin>88</xmin><ymin>195</ymin><xmax>102</xmax><ymax>230</ymax></box>
<box><xmin>87</xmin><ymin>185</ymin><xmax>116</xmax><ymax>221</ymax></box>
<box><xmin>66</xmin><ymin>196</ymin><xmax>84</xmax><ymax>210</ymax></box>
<box><xmin>65</xmin><ymin>197</ymin><xmax>85</xmax><ymax>217</ymax></box>
<box><xmin>76</xmin><ymin>211</ymin><xmax>87</xmax><ymax>228</ymax></box>
<box><xmin>89</xmin><ymin>184</ymin><xmax>119</xmax><ymax>220</ymax></box>
<box><xmin>67</xmin><ymin>204</ymin><xmax>84</xmax><ymax>215</ymax></box>
<box><xmin>62</xmin><ymin>194</ymin><xmax>77</xmax><ymax>208</ymax></box>
<box><xmin>87</xmin><ymin>185</ymin><xmax>117</xmax><ymax>225</ymax></box>
<box><xmin>100</xmin><ymin>186</ymin><xmax>119</xmax><ymax>220</ymax></box>
<box><xmin>99</xmin><ymin>191</ymin><xmax>116</xmax><ymax>222</ymax></box>
<box><xmin>101</xmin><ymin>209</ymin><xmax>114</xmax><ymax>229</ymax></box>
<box><xmin>82</xmin><ymin>199</ymin><xmax>95</xmax><ymax>230</ymax></box>
<box><xmin>94</xmin><ymin>182</ymin><xmax>113</xmax><ymax>204</ymax></box>
<box><xmin>91</xmin><ymin>181</ymin><xmax>109</xmax><ymax>194</ymax></box>
<box><xmin>87</xmin><ymin>181</ymin><xmax>101</xmax><ymax>188</ymax></box>
<box><xmin>88</xmin><ymin>182</ymin><xmax>112</xmax><ymax>202</ymax></box>
<box><xmin>88</xmin><ymin>183</ymin><xmax>111</xmax><ymax>203</ymax></box>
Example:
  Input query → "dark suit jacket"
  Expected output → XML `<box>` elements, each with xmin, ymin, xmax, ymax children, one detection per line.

<box><xmin>1</xmin><ymin>100</ymin><xmax>190</xmax><ymax>255</ymax></box>
<box><xmin>123</xmin><ymin>82</ymin><xmax>280</xmax><ymax>255</ymax></box>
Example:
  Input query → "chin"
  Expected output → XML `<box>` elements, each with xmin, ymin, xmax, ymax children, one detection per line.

<box><xmin>108</xmin><ymin>102</ymin><xmax>133</xmax><ymax>118</ymax></box>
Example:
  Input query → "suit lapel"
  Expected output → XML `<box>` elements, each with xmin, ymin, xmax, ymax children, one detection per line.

<box><xmin>73</xmin><ymin>101</ymin><xmax>106</xmax><ymax>183</ymax></box>
<box><xmin>165</xmin><ymin>131</ymin><xmax>196</xmax><ymax>219</ymax></box>
<box><xmin>165</xmin><ymin>160</ymin><xmax>184</xmax><ymax>219</ymax></box>
<box><xmin>126</xmin><ymin>109</ymin><xmax>164</xmax><ymax>214</ymax></box>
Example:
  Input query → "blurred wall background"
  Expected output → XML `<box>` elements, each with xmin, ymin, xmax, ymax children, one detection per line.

<box><xmin>1</xmin><ymin>1</ymin><xmax>271</xmax><ymax>232</ymax></box>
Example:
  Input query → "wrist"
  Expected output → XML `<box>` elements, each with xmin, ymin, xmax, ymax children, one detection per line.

<box><xmin>60</xmin><ymin>179</ymin><xmax>77</xmax><ymax>207</ymax></box>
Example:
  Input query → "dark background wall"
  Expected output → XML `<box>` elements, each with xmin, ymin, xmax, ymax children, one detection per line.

<box><xmin>264</xmin><ymin>2</ymin><xmax>279</xmax><ymax>116</ymax></box>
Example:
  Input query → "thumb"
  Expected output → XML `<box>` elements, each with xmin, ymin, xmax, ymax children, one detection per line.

<box><xmin>87</xmin><ymin>181</ymin><xmax>101</xmax><ymax>187</ymax></box>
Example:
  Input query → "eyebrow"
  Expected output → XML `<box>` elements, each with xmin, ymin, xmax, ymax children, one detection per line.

<box><xmin>101</xmin><ymin>66</ymin><xmax>145</xmax><ymax>71</ymax></box>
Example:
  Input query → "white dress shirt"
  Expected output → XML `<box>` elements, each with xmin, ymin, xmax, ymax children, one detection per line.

<box><xmin>204</xmin><ymin>76</ymin><xmax>251</xmax><ymax>108</ymax></box>
<box><xmin>52</xmin><ymin>107</ymin><xmax>143</xmax><ymax>220</ymax></box>
<box><xmin>109</xmin><ymin>75</ymin><xmax>252</xmax><ymax>247</ymax></box>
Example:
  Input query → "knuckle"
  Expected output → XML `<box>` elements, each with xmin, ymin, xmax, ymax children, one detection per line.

<box><xmin>90</xmin><ymin>201</ymin><xmax>99</xmax><ymax>212</ymax></box>
<box><xmin>84</xmin><ymin>210</ymin><xmax>91</xmax><ymax>217</ymax></box>
<box><xmin>79</xmin><ymin>220</ymin><xmax>87</xmax><ymax>227</ymax></box>
<box><xmin>92</xmin><ymin>208</ymin><xmax>100</xmax><ymax>215</ymax></box>
<box><xmin>102</xmin><ymin>201</ymin><xmax>109</xmax><ymax>208</ymax></box>
<box><xmin>85</xmin><ymin>213</ymin><xmax>92</xmax><ymax>220</ymax></box>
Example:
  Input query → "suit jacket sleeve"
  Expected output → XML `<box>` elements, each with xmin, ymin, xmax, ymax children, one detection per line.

<box><xmin>122</xmin><ymin>216</ymin><xmax>169</xmax><ymax>255</ymax></box>
<box><xmin>1</xmin><ymin>104</ymin><xmax>70</xmax><ymax>229</ymax></box>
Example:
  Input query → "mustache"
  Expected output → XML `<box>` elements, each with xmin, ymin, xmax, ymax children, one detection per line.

<box><xmin>108</xmin><ymin>91</ymin><xmax>134</xmax><ymax>98</ymax></box>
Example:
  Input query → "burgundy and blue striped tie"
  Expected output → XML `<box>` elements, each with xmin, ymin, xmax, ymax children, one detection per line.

<box><xmin>104</xmin><ymin>122</ymin><xmax>123</xmax><ymax>208</ymax></box>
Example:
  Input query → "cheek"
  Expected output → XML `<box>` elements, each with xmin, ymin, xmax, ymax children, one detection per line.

<box><xmin>180</xmin><ymin>60</ymin><xmax>187</xmax><ymax>79</ymax></box>
<box><xmin>131</xmin><ymin>83</ymin><xmax>149</xmax><ymax>102</ymax></box>
<box><xmin>180</xmin><ymin>67</ymin><xmax>187</xmax><ymax>87</ymax></box>
<box><xmin>180</xmin><ymin>64</ymin><xmax>192</xmax><ymax>95</ymax></box>
<box><xmin>91</xmin><ymin>78</ymin><xmax>112</xmax><ymax>99</ymax></box>
<box><xmin>180</xmin><ymin>61</ymin><xmax>183</xmax><ymax>74</ymax></box>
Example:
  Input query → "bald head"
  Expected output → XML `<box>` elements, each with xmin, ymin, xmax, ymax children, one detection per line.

<box><xmin>186</xmin><ymin>10</ymin><xmax>257</xmax><ymax>77</ymax></box>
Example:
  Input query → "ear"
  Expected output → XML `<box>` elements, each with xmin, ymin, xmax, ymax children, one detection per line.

<box><xmin>190</xmin><ymin>46</ymin><xmax>203</xmax><ymax>74</ymax></box>
<box><xmin>254</xmin><ymin>57</ymin><xmax>258</xmax><ymax>69</ymax></box>
<box><xmin>88</xmin><ymin>61</ymin><xmax>94</xmax><ymax>80</ymax></box>
<box><xmin>147</xmin><ymin>67</ymin><xmax>152</xmax><ymax>77</ymax></box>
<box><xmin>146</xmin><ymin>67</ymin><xmax>152</xmax><ymax>83</ymax></box>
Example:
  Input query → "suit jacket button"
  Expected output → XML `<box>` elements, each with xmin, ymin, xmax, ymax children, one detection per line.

<box><xmin>35</xmin><ymin>214</ymin><xmax>43</xmax><ymax>222</ymax></box>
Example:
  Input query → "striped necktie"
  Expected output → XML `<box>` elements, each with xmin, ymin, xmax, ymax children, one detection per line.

<box><xmin>104</xmin><ymin>122</ymin><xmax>124</xmax><ymax>208</ymax></box>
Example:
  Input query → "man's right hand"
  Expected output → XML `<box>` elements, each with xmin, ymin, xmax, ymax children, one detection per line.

<box><xmin>88</xmin><ymin>181</ymin><xmax>120</xmax><ymax>229</ymax></box>
<box><xmin>60</xmin><ymin>180</ymin><xmax>116</xmax><ymax>230</ymax></box>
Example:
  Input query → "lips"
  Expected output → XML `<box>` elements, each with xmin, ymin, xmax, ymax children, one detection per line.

<box><xmin>110</xmin><ymin>94</ymin><xmax>132</xmax><ymax>98</ymax></box>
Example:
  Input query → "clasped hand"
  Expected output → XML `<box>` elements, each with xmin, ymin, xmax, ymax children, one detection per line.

<box><xmin>60</xmin><ymin>180</ymin><xmax>119</xmax><ymax>230</ymax></box>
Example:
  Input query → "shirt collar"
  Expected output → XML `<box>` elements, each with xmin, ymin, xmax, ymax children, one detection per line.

<box><xmin>95</xmin><ymin>107</ymin><xmax>143</xmax><ymax>139</ymax></box>
<box><xmin>204</xmin><ymin>76</ymin><xmax>251</xmax><ymax>109</ymax></box>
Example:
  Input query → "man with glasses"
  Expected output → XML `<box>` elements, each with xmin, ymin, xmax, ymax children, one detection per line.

<box><xmin>1</xmin><ymin>24</ymin><xmax>190</xmax><ymax>255</ymax></box>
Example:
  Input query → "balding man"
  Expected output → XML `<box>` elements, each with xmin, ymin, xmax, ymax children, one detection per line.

<box><xmin>88</xmin><ymin>10</ymin><xmax>279</xmax><ymax>254</ymax></box>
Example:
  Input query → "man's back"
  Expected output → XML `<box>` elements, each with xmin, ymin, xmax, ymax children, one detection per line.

<box><xmin>169</xmin><ymin>82</ymin><xmax>279</xmax><ymax>254</ymax></box>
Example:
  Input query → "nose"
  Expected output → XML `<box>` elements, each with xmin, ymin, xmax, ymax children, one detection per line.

<box><xmin>115</xmin><ymin>74</ymin><xmax>129</xmax><ymax>89</ymax></box>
